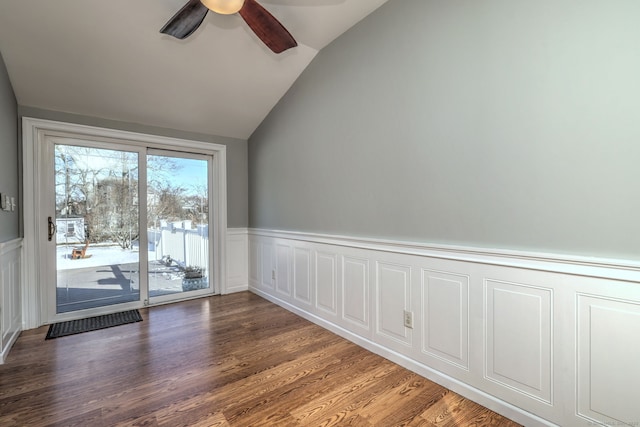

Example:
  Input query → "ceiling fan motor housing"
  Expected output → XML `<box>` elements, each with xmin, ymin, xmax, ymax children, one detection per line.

<box><xmin>200</xmin><ymin>0</ymin><xmax>245</xmax><ymax>15</ymax></box>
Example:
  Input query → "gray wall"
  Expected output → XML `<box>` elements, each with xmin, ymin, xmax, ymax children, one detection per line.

<box><xmin>0</xmin><ymin>52</ymin><xmax>19</xmax><ymax>242</ymax></box>
<box><xmin>19</xmin><ymin>107</ymin><xmax>248</xmax><ymax>228</ymax></box>
<box><xmin>249</xmin><ymin>0</ymin><xmax>640</xmax><ymax>261</ymax></box>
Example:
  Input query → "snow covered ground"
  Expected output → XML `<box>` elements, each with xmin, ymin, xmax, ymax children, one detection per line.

<box><xmin>56</xmin><ymin>244</ymin><xmax>175</xmax><ymax>271</ymax></box>
<box><xmin>57</xmin><ymin>245</ymin><xmax>142</xmax><ymax>270</ymax></box>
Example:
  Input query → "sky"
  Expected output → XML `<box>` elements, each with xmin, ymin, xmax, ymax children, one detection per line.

<box><xmin>56</xmin><ymin>144</ymin><xmax>209</xmax><ymax>198</ymax></box>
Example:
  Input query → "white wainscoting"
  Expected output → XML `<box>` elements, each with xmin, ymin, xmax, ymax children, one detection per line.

<box><xmin>248</xmin><ymin>229</ymin><xmax>640</xmax><ymax>427</ymax></box>
<box><xmin>0</xmin><ymin>238</ymin><xmax>22</xmax><ymax>364</ymax></box>
<box><xmin>577</xmin><ymin>292</ymin><xmax>640</xmax><ymax>426</ymax></box>
<box><xmin>225</xmin><ymin>228</ymin><xmax>249</xmax><ymax>294</ymax></box>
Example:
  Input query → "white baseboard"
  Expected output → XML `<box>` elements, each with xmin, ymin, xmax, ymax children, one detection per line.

<box><xmin>252</xmin><ymin>287</ymin><xmax>554</xmax><ymax>427</ymax></box>
<box><xmin>248</xmin><ymin>228</ymin><xmax>640</xmax><ymax>427</ymax></box>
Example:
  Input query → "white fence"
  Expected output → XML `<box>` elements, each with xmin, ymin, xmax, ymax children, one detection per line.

<box><xmin>149</xmin><ymin>221</ymin><xmax>209</xmax><ymax>272</ymax></box>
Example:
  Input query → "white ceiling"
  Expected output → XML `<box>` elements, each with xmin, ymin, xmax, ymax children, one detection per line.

<box><xmin>0</xmin><ymin>0</ymin><xmax>388</xmax><ymax>140</ymax></box>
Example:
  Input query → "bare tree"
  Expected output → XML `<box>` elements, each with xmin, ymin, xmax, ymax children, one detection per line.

<box><xmin>147</xmin><ymin>155</ymin><xmax>185</xmax><ymax>227</ymax></box>
<box><xmin>55</xmin><ymin>145</ymin><xmax>139</xmax><ymax>248</ymax></box>
<box><xmin>54</xmin><ymin>146</ymin><xmax>193</xmax><ymax>248</ymax></box>
<box><xmin>55</xmin><ymin>145</ymin><xmax>112</xmax><ymax>242</ymax></box>
<box><xmin>148</xmin><ymin>183</ymin><xmax>186</xmax><ymax>226</ymax></box>
<box><xmin>183</xmin><ymin>183</ymin><xmax>209</xmax><ymax>226</ymax></box>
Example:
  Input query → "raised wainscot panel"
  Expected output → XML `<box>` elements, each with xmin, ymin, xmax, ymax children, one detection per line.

<box><xmin>376</xmin><ymin>261</ymin><xmax>412</xmax><ymax>348</ymax></box>
<box><xmin>226</xmin><ymin>231</ymin><xmax>248</xmax><ymax>292</ymax></box>
<box><xmin>1</xmin><ymin>258</ymin><xmax>19</xmax><ymax>347</ymax></box>
<box><xmin>485</xmin><ymin>279</ymin><xmax>552</xmax><ymax>405</ymax></box>
<box><xmin>315</xmin><ymin>251</ymin><xmax>337</xmax><ymax>317</ymax></box>
<box><xmin>577</xmin><ymin>294</ymin><xmax>640</xmax><ymax>426</ymax></box>
<box><xmin>249</xmin><ymin>239</ymin><xmax>260</xmax><ymax>286</ymax></box>
<box><xmin>261</xmin><ymin>242</ymin><xmax>274</xmax><ymax>290</ymax></box>
<box><xmin>341</xmin><ymin>256</ymin><xmax>370</xmax><ymax>335</ymax></box>
<box><xmin>1</xmin><ymin>239</ymin><xmax>22</xmax><ymax>364</ymax></box>
<box><xmin>276</xmin><ymin>244</ymin><xmax>292</xmax><ymax>298</ymax></box>
<box><xmin>421</xmin><ymin>269</ymin><xmax>469</xmax><ymax>370</ymax></box>
<box><xmin>293</xmin><ymin>247</ymin><xmax>312</xmax><ymax>306</ymax></box>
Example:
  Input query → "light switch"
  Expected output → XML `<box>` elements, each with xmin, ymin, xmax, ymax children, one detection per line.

<box><xmin>10</xmin><ymin>196</ymin><xmax>16</xmax><ymax>212</ymax></box>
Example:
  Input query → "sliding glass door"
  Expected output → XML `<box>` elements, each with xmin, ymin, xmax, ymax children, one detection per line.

<box><xmin>43</xmin><ymin>136</ymin><xmax>216</xmax><ymax>322</ymax></box>
<box><xmin>54</xmin><ymin>143</ymin><xmax>142</xmax><ymax>314</ymax></box>
<box><xmin>147</xmin><ymin>150</ymin><xmax>212</xmax><ymax>304</ymax></box>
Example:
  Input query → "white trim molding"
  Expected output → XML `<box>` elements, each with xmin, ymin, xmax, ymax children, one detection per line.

<box><xmin>249</xmin><ymin>228</ymin><xmax>640</xmax><ymax>282</ymax></box>
<box><xmin>22</xmin><ymin>117</ymin><xmax>228</xmax><ymax>328</ymax></box>
<box><xmin>1</xmin><ymin>238</ymin><xmax>22</xmax><ymax>364</ymax></box>
<box><xmin>248</xmin><ymin>228</ymin><xmax>640</xmax><ymax>427</ymax></box>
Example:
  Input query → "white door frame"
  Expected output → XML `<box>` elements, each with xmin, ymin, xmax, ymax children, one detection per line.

<box><xmin>22</xmin><ymin>117</ymin><xmax>227</xmax><ymax>329</ymax></box>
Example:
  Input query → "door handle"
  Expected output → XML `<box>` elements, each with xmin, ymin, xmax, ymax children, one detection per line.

<box><xmin>48</xmin><ymin>216</ymin><xmax>57</xmax><ymax>241</ymax></box>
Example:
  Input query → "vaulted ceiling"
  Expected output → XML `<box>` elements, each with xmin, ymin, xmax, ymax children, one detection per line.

<box><xmin>0</xmin><ymin>0</ymin><xmax>388</xmax><ymax>139</ymax></box>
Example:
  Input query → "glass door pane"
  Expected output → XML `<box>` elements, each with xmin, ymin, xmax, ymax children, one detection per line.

<box><xmin>147</xmin><ymin>152</ymin><xmax>211</xmax><ymax>301</ymax></box>
<box><xmin>55</xmin><ymin>144</ymin><xmax>140</xmax><ymax>313</ymax></box>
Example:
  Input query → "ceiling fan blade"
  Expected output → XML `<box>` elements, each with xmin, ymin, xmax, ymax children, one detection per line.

<box><xmin>160</xmin><ymin>0</ymin><xmax>209</xmax><ymax>40</ymax></box>
<box><xmin>238</xmin><ymin>0</ymin><xmax>297</xmax><ymax>54</ymax></box>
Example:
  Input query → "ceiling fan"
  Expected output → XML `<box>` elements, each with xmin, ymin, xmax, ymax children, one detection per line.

<box><xmin>161</xmin><ymin>0</ymin><xmax>297</xmax><ymax>54</ymax></box>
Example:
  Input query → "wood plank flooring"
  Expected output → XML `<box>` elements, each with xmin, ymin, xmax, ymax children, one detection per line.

<box><xmin>0</xmin><ymin>292</ymin><xmax>521</xmax><ymax>426</ymax></box>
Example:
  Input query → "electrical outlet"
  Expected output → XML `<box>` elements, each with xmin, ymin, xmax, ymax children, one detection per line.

<box><xmin>403</xmin><ymin>310</ymin><xmax>413</xmax><ymax>329</ymax></box>
<box><xmin>272</xmin><ymin>269</ymin><xmax>276</xmax><ymax>280</ymax></box>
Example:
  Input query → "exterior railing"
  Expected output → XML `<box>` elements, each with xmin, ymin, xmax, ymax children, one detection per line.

<box><xmin>149</xmin><ymin>222</ymin><xmax>209</xmax><ymax>273</ymax></box>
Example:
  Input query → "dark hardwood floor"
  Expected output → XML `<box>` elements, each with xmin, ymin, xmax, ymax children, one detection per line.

<box><xmin>0</xmin><ymin>292</ymin><xmax>521</xmax><ymax>426</ymax></box>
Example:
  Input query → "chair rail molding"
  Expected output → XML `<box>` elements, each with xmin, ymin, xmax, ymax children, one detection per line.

<box><xmin>248</xmin><ymin>228</ymin><xmax>640</xmax><ymax>427</ymax></box>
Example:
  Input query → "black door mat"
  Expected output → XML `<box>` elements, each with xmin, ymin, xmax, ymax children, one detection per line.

<box><xmin>45</xmin><ymin>309</ymin><xmax>143</xmax><ymax>339</ymax></box>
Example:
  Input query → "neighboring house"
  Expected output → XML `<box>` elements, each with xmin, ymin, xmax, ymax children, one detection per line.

<box><xmin>55</xmin><ymin>217</ymin><xmax>85</xmax><ymax>244</ymax></box>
